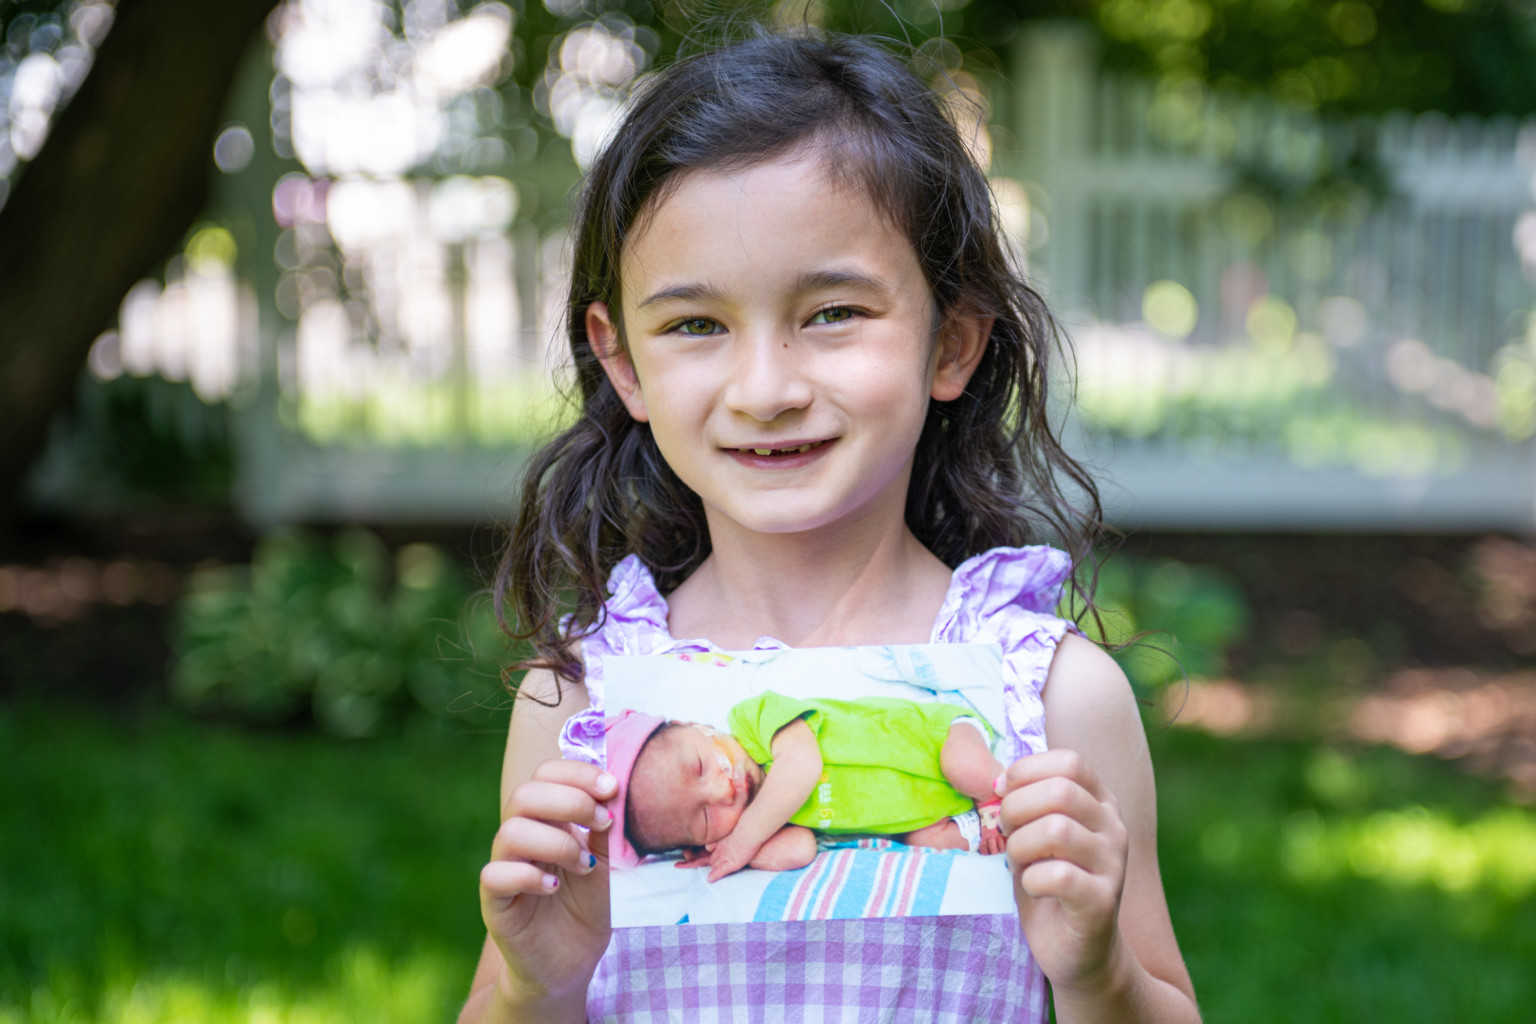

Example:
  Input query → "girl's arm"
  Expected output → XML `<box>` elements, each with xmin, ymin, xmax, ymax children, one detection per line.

<box><xmin>998</xmin><ymin>633</ymin><xmax>1200</xmax><ymax>1024</ymax></box>
<box><xmin>701</xmin><ymin>718</ymin><xmax>822</xmax><ymax>881</ymax></box>
<box><xmin>459</xmin><ymin>670</ymin><xmax>613</xmax><ymax>1024</ymax></box>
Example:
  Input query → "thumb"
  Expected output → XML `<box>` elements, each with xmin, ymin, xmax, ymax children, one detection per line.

<box><xmin>588</xmin><ymin>820</ymin><xmax>610</xmax><ymax>863</ymax></box>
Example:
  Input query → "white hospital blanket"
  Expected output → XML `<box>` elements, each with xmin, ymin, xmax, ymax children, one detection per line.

<box><xmin>612</xmin><ymin>842</ymin><xmax>1014</xmax><ymax>928</ymax></box>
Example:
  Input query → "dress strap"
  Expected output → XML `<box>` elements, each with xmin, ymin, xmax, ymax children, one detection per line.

<box><xmin>933</xmin><ymin>545</ymin><xmax>1076</xmax><ymax>763</ymax></box>
<box><xmin>933</xmin><ymin>544</ymin><xmax>1072</xmax><ymax>637</ymax></box>
<box><xmin>559</xmin><ymin>555</ymin><xmax>673</xmax><ymax>767</ymax></box>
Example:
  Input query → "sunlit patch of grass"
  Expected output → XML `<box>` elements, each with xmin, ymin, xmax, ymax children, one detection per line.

<box><xmin>5</xmin><ymin>945</ymin><xmax>457</xmax><ymax>1024</ymax></box>
<box><xmin>1281</xmin><ymin>805</ymin><xmax>1536</xmax><ymax>896</ymax></box>
<box><xmin>1151</xmin><ymin>727</ymin><xmax>1536</xmax><ymax>1022</ymax></box>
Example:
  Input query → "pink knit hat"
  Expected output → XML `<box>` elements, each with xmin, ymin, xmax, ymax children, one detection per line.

<box><xmin>604</xmin><ymin>709</ymin><xmax>666</xmax><ymax>869</ymax></box>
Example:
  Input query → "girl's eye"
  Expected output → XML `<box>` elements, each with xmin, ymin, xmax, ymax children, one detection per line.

<box><xmin>673</xmin><ymin>317</ymin><xmax>722</xmax><ymax>336</ymax></box>
<box><xmin>809</xmin><ymin>306</ymin><xmax>857</xmax><ymax>326</ymax></box>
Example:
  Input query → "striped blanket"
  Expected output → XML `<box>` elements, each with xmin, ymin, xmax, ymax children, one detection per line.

<box><xmin>754</xmin><ymin>840</ymin><xmax>957</xmax><ymax>922</ymax></box>
<box><xmin>611</xmin><ymin>841</ymin><xmax>1013</xmax><ymax>928</ymax></box>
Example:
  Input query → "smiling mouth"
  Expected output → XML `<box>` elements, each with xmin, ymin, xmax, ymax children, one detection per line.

<box><xmin>731</xmin><ymin>440</ymin><xmax>829</xmax><ymax>457</ymax></box>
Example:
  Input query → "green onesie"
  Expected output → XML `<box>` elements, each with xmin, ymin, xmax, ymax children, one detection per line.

<box><xmin>726</xmin><ymin>691</ymin><xmax>989</xmax><ymax>835</ymax></box>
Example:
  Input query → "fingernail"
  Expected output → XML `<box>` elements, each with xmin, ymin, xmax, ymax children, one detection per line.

<box><xmin>585</xmin><ymin>852</ymin><xmax>597</xmax><ymax>870</ymax></box>
<box><xmin>593</xmin><ymin>804</ymin><xmax>612</xmax><ymax>829</ymax></box>
<box><xmin>597</xmin><ymin>772</ymin><xmax>618</xmax><ymax>795</ymax></box>
<box><xmin>993</xmin><ymin>773</ymin><xmax>1006</xmax><ymax>796</ymax></box>
<box><xmin>542</xmin><ymin>874</ymin><xmax>559</xmax><ymax>891</ymax></box>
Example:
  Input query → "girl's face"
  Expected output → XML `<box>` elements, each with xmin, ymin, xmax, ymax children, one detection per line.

<box><xmin>590</xmin><ymin>151</ymin><xmax>986</xmax><ymax>543</ymax></box>
<box><xmin>631</xmin><ymin>724</ymin><xmax>763</xmax><ymax>851</ymax></box>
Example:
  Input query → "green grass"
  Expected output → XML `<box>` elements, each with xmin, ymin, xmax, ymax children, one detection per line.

<box><xmin>0</xmin><ymin>704</ymin><xmax>506</xmax><ymax>1023</ymax></box>
<box><xmin>1149</xmin><ymin>726</ymin><xmax>1536</xmax><ymax>1023</ymax></box>
<box><xmin>4</xmin><ymin>702</ymin><xmax>1534</xmax><ymax>1022</ymax></box>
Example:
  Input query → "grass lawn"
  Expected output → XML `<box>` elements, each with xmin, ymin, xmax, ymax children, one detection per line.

<box><xmin>1</xmin><ymin>704</ymin><xmax>505</xmax><ymax>1023</ymax></box>
<box><xmin>4</xmin><ymin>701</ymin><xmax>1534</xmax><ymax>1022</ymax></box>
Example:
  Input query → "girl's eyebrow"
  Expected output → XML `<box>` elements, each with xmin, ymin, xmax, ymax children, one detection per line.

<box><xmin>791</xmin><ymin>269</ymin><xmax>889</xmax><ymax>295</ymax></box>
<box><xmin>635</xmin><ymin>269</ymin><xmax>891</xmax><ymax>311</ymax></box>
<box><xmin>636</xmin><ymin>283</ymin><xmax>727</xmax><ymax>310</ymax></box>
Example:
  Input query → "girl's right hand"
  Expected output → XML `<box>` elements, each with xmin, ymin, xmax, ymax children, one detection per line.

<box><xmin>478</xmin><ymin>757</ymin><xmax>617</xmax><ymax>1010</ymax></box>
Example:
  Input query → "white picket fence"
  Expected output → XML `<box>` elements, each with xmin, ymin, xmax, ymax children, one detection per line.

<box><xmin>53</xmin><ymin>23</ymin><xmax>1531</xmax><ymax>530</ymax></box>
<box><xmin>1009</xmin><ymin>24</ymin><xmax>1536</xmax><ymax>530</ymax></box>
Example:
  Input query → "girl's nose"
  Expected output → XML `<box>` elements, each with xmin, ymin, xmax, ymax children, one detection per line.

<box><xmin>723</xmin><ymin>330</ymin><xmax>813</xmax><ymax>422</ymax></box>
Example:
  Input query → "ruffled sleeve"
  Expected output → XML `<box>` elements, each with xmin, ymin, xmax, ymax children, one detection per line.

<box><xmin>558</xmin><ymin>555</ymin><xmax>673</xmax><ymax>766</ymax></box>
<box><xmin>932</xmin><ymin>545</ymin><xmax>1076</xmax><ymax>763</ymax></box>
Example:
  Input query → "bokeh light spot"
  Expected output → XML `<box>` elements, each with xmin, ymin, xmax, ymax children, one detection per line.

<box><xmin>186</xmin><ymin>226</ymin><xmax>237</xmax><ymax>272</ymax></box>
<box><xmin>1143</xmin><ymin>279</ymin><xmax>1199</xmax><ymax>338</ymax></box>
<box><xmin>1246</xmin><ymin>296</ymin><xmax>1297</xmax><ymax>353</ymax></box>
<box><xmin>213</xmin><ymin>124</ymin><xmax>255</xmax><ymax>172</ymax></box>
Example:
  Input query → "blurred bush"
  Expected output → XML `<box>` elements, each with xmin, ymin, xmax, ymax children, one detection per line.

<box><xmin>31</xmin><ymin>374</ymin><xmax>234</xmax><ymax>509</ymax></box>
<box><xmin>1076</xmin><ymin>555</ymin><xmax>1253</xmax><ymax>691</ymax></box>
<box><xmin>171</xmin><ymin>528</ymin><xmax>513</xmax><ymax>737</ymax></box>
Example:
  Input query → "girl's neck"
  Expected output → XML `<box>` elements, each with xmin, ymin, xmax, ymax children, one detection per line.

<box><xmin>664</xmin><ymin>511</ymin><xmax>954</xmax><ymax>650</ymax></box>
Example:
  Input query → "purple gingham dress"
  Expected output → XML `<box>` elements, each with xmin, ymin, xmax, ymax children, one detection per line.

<box><xmin>558</xmin><ymin>545</ymin><xmax>1074</xmax><ymax>1023</ymax></box>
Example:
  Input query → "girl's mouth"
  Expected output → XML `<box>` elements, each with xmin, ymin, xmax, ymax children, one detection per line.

<box><xmin>733</xmin><ymin>441</ymin><xmax>823</xmax><ymax>456</ymax></box>
<box><xmin>726</xmin><ymin>439</ymin><xmax>834</xmax><ymax>465</ymax></box>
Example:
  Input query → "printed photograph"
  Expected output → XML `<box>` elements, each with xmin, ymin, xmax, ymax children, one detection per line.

<box><xmin>604</xmin><ymin>643</ymin><xmax>1015</xmax><ymax>928</ymax></box>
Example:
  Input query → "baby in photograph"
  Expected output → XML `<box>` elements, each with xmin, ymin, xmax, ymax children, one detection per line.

<box><xmin>607</xmin><ymin>692</ymin><xmax>1007</xmax><ymax>881</ymax></box>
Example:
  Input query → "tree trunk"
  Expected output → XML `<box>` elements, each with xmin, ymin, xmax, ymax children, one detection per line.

<box><xmin>0</xmin><ymin>0</ymin><xmax>280</xmax><ymax>514</ymax></box>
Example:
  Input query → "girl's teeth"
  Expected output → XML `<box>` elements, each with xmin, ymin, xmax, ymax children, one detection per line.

<box><xmin>741</xmin><ymin>443</ymin><xmax>817</xmax><ymax>455</ymax></box>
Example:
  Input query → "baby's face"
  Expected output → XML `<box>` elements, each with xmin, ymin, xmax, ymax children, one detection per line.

<box><xmin>630</xmin><ymin>724</ymin><xmax>763</xmax><ymax>851</ymax></box>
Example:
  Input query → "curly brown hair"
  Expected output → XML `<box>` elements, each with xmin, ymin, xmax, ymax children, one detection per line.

<box><xmin>495</xmin><ymin>29</ymin><xmax>1106</xmax><ymax>686</ymax></box>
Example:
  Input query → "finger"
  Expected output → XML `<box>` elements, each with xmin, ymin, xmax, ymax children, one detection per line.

<box><xmin>995</xmin><ymin>752</ymin><xmax>1105</xmax><ymax>798</ymax></box>
<box><xmin>1016</xmin><ymin>856</ymin><xmax>1118</xmax><ymax>917</ymax></box>
<box><xmin>492</xmin><ymin>817</ymin><xmax>599</xmax><ymax>875</ymax></box>
<box><xmin>480</xmin><ymin>858</ymin><xmax>562</xmax><ymax>900</ymax></box>
<box><xmin>528</xmin><ymin>758</ymin><xmax>620</xmax><ymax>801</ymax></box>
<box><xmin>706</xmin><ymin>851</ymin><xmax>741</xmax><ymax>883</ymax></box>
<box><xmin>1004</xmin><ymin>812</ymin><xmax>1116</xmax><ymax>877</ymax></box>
<box><xmin>995</xmin><ymin>749</ymin><xmax>1109</xmax><ymax>802</ymax></box>
<box><xmin>996</xmin><ymin>774</ymin><xmax>1112</xmax><ymax>838</ymax></box>
<box><xmin>503</xmin><ymin>779</ymin><xmax>613</xmax><ymax>832</ymax></box>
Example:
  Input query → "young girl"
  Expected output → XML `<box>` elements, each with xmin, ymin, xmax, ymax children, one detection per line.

<box><xmin>462</xmin><ymin>30</ymin><xmax>1200</xmax><ymax>1024</ymax></box>
<box><xmin>609</xmin><ymin>692</ymin><xmax>1007</xmax><ymax>878</ymax></box>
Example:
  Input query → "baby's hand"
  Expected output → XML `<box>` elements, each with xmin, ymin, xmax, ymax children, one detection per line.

<box><xmin>703</xmin><ymin>828</ymin><xmax>764</xmax><ymax>882</ymax></box>
<box><xmin>978</xmin><ymin>798</ymin><xmax>1006</xmax><ymax>856</ymax></box>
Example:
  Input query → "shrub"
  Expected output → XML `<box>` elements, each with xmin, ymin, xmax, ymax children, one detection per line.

<box><xmin>1076</xmin><ymin>555</ymin><xmax>1253</xmax><ymax>691</ymax></box>
<box><xmin>171</xmin><ymin>528</ymin><xmax>513</xmax><ymax>736</ymax></box>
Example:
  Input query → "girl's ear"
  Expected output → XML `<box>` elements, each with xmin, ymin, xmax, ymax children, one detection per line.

<box><xmin>931</xmin><ymin>309</ymin><xmax>992</xmax><ymax>402</ymax></box>
<box><xmin>588</xmin><ymin>301</ymin><xmax>649</xmax><ymax>422</ymax></box>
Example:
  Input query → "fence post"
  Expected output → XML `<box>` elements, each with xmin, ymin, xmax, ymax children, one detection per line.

<box><xmin>1013</xmin><ymin>21</ymin><xmax>1096</xmax><ymax>316</ymax></box>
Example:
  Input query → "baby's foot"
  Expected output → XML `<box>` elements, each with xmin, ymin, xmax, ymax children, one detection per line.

<box><xmin>977</xmin><ymin>799</ymin><xmax>1005</xmax><ymax>856</ymax></box>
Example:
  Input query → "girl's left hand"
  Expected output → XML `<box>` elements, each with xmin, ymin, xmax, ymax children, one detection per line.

<box><xmin>995</xmin><ymin>748</ymin><xmax>1130</xmax><ymax>993</ymax></box>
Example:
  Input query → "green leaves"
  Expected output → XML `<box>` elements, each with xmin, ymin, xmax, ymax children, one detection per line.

<box><xmin>170</xmin><ymin>528</ymin><xmax>513</xmax><ymax>736</ymax></box>
<box><xmin>1074</xmin><ymin>554</ymin><xmax>1253</xmax><ymax>690</ymax></box>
